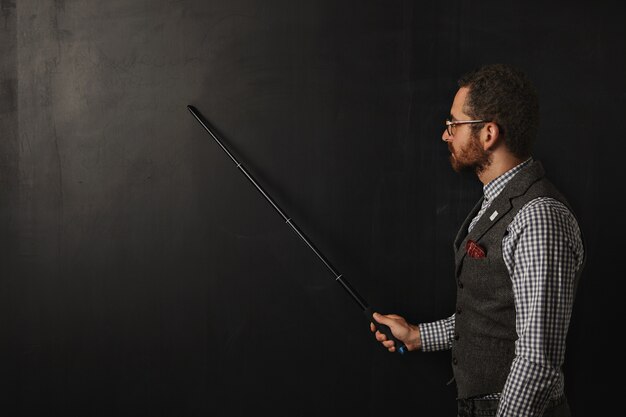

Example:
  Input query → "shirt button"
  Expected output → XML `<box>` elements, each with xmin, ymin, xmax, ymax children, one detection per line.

<box><xmin>452</xmin><ymin>357</ymin><xmax>458</xmax><ymax>365</ymax></box>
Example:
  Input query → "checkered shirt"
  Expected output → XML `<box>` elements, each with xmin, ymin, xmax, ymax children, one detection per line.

<box><xmin>419</xmin><ymin>158</ymin><xmax>585</xmax><ymax>416</ymax></box>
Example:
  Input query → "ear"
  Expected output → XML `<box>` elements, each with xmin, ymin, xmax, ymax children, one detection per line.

<box><xmin>481</xmin><ymin>122</ymin><xmax>501</xmax><ymax>151</ymax></box>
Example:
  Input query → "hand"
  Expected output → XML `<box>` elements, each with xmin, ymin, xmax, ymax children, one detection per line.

<box><xmin>370</xmin><ymin>312</ymin><xmax>421</xmax><ymax>352</ymax></box>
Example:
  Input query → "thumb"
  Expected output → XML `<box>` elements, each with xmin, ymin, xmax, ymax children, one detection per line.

<box><xmin>373</xmin><ymin>312</ymin><xmax>393</xmax><ymax>326</ymax></box>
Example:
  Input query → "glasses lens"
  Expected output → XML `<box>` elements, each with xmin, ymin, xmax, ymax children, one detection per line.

<box><xmin>446</xmin><ymin>120</ymin><xmax>453</xmax><ymax>136</ymax></box>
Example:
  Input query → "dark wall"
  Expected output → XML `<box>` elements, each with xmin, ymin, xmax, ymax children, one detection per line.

<box><xmin>1</xmin><ymin>1</ymin><xmax>624</xmax><ymax>416</ymax></box>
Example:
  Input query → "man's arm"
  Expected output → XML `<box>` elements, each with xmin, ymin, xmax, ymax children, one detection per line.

<box><xmin>418</xmin><ymin>315</ymin><xmax>456</xmax><ymax>352</ymax></box>
<box><xmin>497</xmin><ymin>198</ymin><xmax>584</xmax><ymax>417</ymax></box>
<box><xmin>370</xmin><ymin>313</ymin><xmax>455</xmax><ymax>352</ymax></box>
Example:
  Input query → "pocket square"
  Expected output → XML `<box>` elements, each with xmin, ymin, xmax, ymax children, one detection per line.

<box><xmin>465</xmin><ymin>239</ymin><xmax>486</xmax><ymax>258</ymax></box>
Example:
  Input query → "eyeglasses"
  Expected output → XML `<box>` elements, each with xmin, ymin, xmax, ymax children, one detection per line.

<box><xmin>445</xmin><ymin>119</ymin><xmax>488</xmax><ymax>137</ymax></box>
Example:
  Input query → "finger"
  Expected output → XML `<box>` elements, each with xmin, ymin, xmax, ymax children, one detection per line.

<box><xmin>383</xmin><ymin>340</ymin><xmax>395</xmax><ymax>348</ymax></box>
<box><xmin>375</xmin><ymin>331</ymin><xmax>387</xmax><ymax>342</ymax></box>
<box><xmin>372</xmin><ymin>312</ymin><xmax>393</xmax><ymax>327</ymax></box>
<box><xmin>370</xmin><ymin>322</ymin><xmax>376</xmax><ymax>332</ymax></box>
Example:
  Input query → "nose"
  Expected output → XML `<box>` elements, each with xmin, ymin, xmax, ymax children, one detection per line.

<box><xmin>442</xmin><ymin>129</ymin><xmax>451</xmax><ymax>142</ymax></box>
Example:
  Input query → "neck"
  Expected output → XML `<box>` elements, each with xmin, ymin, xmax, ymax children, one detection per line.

<box><xmin>477</xmin><ymin>154</ymin><xmax>526</xmax><ymax>185</ymax></box>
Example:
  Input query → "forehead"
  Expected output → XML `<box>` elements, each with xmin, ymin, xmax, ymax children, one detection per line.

<box><xmin>450</xmin><ymin>87</ymin><xmax>470</xmax><ymax>119</ymax></box>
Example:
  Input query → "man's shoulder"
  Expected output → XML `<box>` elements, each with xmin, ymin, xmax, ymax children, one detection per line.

<box><xmin>512</xmin><ymin>197</ymin><xmax>580</xmax><ymax>235</ymax></box>
<box><xmin>509</xmin><ymin>197</ymin><xmax>585</xmax><ymax>269</ymax></box>
<box><xmin>528</xmin><ymin>173</ymin><xmax>570</xmax><ymax>202</ymax></box>
<box><xmin>519</xmin><ymin>196</ymin><xmax>573</xmax><ymax>218</ymax></box>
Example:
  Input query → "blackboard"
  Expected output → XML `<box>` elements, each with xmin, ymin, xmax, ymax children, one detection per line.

<box><xmin>1</xmin><ymin>1</ymin><xmax>624</xmax><ymax>416</ymax></box>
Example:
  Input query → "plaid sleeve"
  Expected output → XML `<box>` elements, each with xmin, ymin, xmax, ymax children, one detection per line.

<box><xmin>418</xmin><ymin>314</ymin><xmax>455</xmax><ymax>352</ymax></box>
<box><xmin>497</xmin><ymin>198</ymin><xmax>584</xmax><ymax>417</ymax></box>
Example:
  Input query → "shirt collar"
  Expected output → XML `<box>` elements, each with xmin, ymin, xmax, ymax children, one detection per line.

<box><xmin>483</xmin><ymin>157</ymin><xmax>533</xmax><ymax>202</ymax></box>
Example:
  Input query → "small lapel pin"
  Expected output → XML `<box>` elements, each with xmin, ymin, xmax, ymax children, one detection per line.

<box><xmin>489</xmin><ymin>210</ymin><xmax>499</xmax><ymax>221</ymax></box>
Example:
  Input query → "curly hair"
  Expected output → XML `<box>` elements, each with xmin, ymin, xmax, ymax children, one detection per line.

<box><xmin>458</xmin><ymin>64</ymin><xmax>539</xmax><ymax>159</ymax></box>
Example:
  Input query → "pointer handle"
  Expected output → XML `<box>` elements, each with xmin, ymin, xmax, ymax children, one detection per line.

<box><xmin>364</xmin><ymin>307</ymin><xmax>407</xmax><ymax>355</ymax></box>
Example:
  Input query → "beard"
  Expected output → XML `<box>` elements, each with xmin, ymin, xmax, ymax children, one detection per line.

<box><xmin>448</xmin><ymin>133</ymin><xmax>492</xmax><ymax>175</ymax></box>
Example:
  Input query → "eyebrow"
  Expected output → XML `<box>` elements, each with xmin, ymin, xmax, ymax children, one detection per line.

<box><xmin>449</xmin><ymin>113</ymin><xmax>458</xmax><ymax>121</ymax></box>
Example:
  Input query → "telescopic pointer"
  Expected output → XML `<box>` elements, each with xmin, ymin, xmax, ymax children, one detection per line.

<box><xmin>187</xmin><ymin>105</ymin><xmax>407</xmax><ymax>355</ymax></box>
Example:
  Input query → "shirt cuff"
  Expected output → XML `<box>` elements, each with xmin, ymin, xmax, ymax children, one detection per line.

<box><xmin>419</xmin><ymin>315</ymin><xmax>455</xmax><ymax>352</ymax></box>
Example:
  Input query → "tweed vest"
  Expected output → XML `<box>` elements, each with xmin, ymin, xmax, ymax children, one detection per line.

<box><xmin>450</xmin><ymin>160</ymin><xmax>584</xmax><ymax>399</ymax></box>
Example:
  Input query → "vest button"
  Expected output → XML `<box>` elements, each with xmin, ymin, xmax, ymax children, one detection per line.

<box><xmin>454</xmin><ymin>332</ymin><xmax>460</xmax><ymax>340</ymax></box>
<box><xmin>457</xmin><ymin>280</ymin><xmax>463</xmax><ymax>288</ymax></box>
<box><xmin>456</xmin><ymin>307</ymin><xmax>462</xmax><ymax>315</ymax></box>
<box><xmin>452</xmin><ymin>357</ymin><xmax>458</xmax><ymax>365</ymax></box>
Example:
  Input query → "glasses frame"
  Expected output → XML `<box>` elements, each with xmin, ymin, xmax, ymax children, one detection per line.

<box><xmin>445</xmin><ymin>119</ymin><xmax>488</xmax><ymax>137</ymax></box>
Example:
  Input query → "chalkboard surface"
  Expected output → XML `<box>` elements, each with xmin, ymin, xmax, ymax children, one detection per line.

<box><xmin>1</xmin><ymin>1</ymin><xmax>624</xmax><ymax>416</ymax></box>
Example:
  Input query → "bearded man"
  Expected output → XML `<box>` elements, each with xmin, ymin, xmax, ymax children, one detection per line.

<box><xmin>371</xmin><ymin>64</ymin><xmax>586</xmax><ymax>417</ymax></box>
